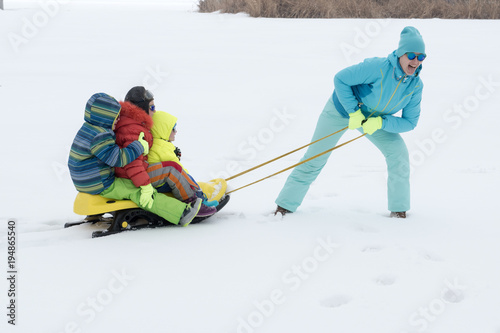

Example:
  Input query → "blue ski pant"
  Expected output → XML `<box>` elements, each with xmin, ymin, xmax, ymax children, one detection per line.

<box><xmin>275</xmin><ymin>97</ymin><xmax>410</xmax><ymax>213</ymax></box>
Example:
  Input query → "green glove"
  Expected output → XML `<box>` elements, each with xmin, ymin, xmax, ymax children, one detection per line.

<box><xmin>139</xmin><ymin>184</ymin><xmax>155</xmax><ymax>209</ymax></box>
<box><xmin>138</xmin><ymin>132</ymin><xmax>149</xmax><ymax>156</ymax></box>
<box><xmin>362</xmin><ymin>117</ymin><xmax>383</xmax><ymax>135</ymax></box>
<box><xmin>348</xmin><ymin>109</ymin><xmax>365</xmax><ymax>130</ymax></box>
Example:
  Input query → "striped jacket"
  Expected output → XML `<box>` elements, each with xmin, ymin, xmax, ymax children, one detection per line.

<box><xmin>68</xmin><ymin>93</ymin><xmax>144</xmax><ymax>194</ymax></box>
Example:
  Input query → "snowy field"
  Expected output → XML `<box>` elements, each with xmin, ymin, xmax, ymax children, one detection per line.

<box><xmin>1</xmin><ymin>0</ymin><xmax>500</xmax><ymax>332</ymax></box>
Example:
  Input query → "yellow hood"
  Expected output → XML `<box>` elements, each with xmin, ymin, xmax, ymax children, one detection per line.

<box><xmin>151</xmin><ymin>111</ymin><xmax>177</xmax><ymax>140</ymax></box>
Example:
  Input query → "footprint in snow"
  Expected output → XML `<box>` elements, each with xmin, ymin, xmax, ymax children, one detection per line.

<box><xmin>419</xmin><ymin>250</ymin><xmax>444</xmax><ymax>262</ymax></box>
<box><xmin>441</xmin><ymin>287</ymin><xmax>465</xmax><ymax>303</ymax></box>
<box><xmin>373</xmin><ymin>274</ymin><xmax>396</xmax><ymax>286</ymax></box>
<box><xmin>362</xmin><ymin>245</ymin><xmax>384</xmax><ymax>253</ymax></box>
<box><xmin>320</xmin><ymin>295</ymin><xmax>351</xmax><ymax>308</ymax></box>
<box><xmin>353</xmin><ymin>224</ymin><xmax>380</xmax><ymax>233</ymax></box>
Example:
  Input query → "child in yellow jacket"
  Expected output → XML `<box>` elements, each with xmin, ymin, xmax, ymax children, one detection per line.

<box><xmin>148</xmin><ymin>111</ymin><xmax>218</xmax><ymax>213</ymax></box>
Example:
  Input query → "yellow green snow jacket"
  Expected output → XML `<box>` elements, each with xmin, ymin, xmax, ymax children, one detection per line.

<box><xmin>149</xmin><ymin>111</ymin><xmax>185</xmax><ymax>170</ymax></box>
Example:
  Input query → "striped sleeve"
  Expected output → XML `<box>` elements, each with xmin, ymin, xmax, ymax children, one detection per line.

<box><xmin>91</xmin><ymin>132</ymin><xmax>143</xmax><ymax>167</ymax></box>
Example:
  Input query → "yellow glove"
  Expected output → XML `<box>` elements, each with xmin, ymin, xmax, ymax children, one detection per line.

<box><xmin>348</xmin><ymin>109</ymin><xmax>365</xmax><ymax>130</ymax></box>
<box><xmin>362</xmin><ymin>117</ymin><xmax>383</xmax><ymax>135</ymax></box>
<box><xmin>139</xmin><ymin>184</ymin><xmax>154</xmax><ymax>209</ymax></box>
<box><xmin>138</xmin><ymin>132</ymin><xmax>149</xmax><ymax>156</ymax></box>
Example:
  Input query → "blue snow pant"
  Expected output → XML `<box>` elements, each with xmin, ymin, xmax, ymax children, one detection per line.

<box><xmin>275</xmin><ymin>96</ymin><xmax>410</xmax><ymax>213</ymax></box>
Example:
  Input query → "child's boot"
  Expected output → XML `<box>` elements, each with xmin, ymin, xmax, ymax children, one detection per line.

<box><xmin>179</xmin><ymin>198</ymin><xmax>202</xmax><ymax>226</ymax></box>
<box><xmin>197</xmin><ymin>203</ymin><xmax>217</xmax><ymax>217</ymax></box>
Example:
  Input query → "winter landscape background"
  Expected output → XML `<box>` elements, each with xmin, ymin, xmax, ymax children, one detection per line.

<box><xmin>1</xmin><ymin>0</ymin><xmax>500</xmax><ymax>332</ymax></box>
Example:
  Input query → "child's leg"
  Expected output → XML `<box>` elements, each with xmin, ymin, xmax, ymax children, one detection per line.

<box><xmin>147</xmin><ymin>162</ymin><xmax>200</xmax><ymax>201</ymax></box>
<box><xmin>187</xmin><ymin>173</ymin><xmax>200</xmax><ymax>188</ymax></box>
<box><xmin>100</xmin><ymin>177</ymin><xmax>187</xmax><ymax>224</ymax></box>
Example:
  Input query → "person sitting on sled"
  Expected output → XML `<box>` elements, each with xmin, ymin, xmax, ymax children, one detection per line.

<box><xmin>68</xmin><ymin>92</ymin><xmax>202</xmax><ymax>227</ymax></box>
<box><xmin>148</xmin><ymin>110</ymin><xmax>219</xmax><ymax>208</ymax></box>
<box><xmin>113</xmin><ymin>86</ymin><xmax>216</xmax><ymax>218</ymax></box>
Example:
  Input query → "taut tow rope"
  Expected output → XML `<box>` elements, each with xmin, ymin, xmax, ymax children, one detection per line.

<box><xmin>225</xmin><ymin>131</ymin><xmax>367</xmax><ymax>194</ymax></box>
<box><xmin>224</xmin><ymin>100</ymin><xmax>396</xmax><ymax>194</ymax></box>
<box><xmin>225</xmin><ymin>126</ymin><xmax>348</xmax><ymax>182</ymax></box>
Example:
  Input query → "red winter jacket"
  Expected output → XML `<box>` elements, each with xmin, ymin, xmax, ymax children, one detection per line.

<box><xmin>114</xmin><ymin>102</ymin><xmax>153</xmax><ymax>187</ymax></box>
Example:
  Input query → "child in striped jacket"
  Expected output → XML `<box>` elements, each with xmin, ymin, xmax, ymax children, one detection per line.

<box><xmin>68</xmin><ymin>92</ymin><xmax>147</xmax><ymax>194</ymax></box>
<box><xmin>68</xmin><ymin>92</ymin><xmax>201</xmax><ymax>226</ymax></box>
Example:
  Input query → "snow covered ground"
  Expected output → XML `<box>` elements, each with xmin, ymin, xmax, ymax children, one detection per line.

<box><xmin>1</xmin><ymin>0</ymin><xmax>500</xmax><ymax>332</ymax></box>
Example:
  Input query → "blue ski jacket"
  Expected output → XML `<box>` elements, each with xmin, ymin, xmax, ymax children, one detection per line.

<box><xmin>332</xmin><ymin>51</ymin><xmax>423</xmax><ymax>133</ymax></box>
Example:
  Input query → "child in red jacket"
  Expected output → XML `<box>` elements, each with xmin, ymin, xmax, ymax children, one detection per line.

<box><xmin>114</xmin><ymin>86</ymin><xmax>216</xmax><ymax>218</ymax></box>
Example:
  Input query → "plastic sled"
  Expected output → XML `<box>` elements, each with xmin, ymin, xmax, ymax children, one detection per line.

<box><xmin>66</xmin><ymin>178</ymin><xmax>229</xmax><ymax>238</ymax></box>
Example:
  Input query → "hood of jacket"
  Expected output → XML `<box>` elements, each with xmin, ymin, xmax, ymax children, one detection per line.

<box><xmin>115</xmin><ymin>101</ymin><xmax>154</xmax><ymax>131</ymax></box>
<box><xmin>388</xmin><ymin>50</ymin><xmax>422</xmax><ymax>81</ymax></box>
<box><xmin>84</xmin><ymin>93</ymin><xmax>121</xmax><ymax>129</ymax></box>
<box><xmin>151</xmin><ymin>111</ymin><xmax>178</xmax><ymax>140</ymax></box>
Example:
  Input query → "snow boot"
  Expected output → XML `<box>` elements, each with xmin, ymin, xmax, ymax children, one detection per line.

<box><xmin>188</xmin><ymin>193</ymin><xmax>217</xmax><ymax>218</ymax></box>
<box><xmin>390</xmin><ymin>211</ymin><xmax>406</xmax><ymax>218</ymax></box>
<box><xmin>179</xmin><ymin>198</ymin><xmax>202</xmax><ymax>227</ymax></box>
<box><xmin>274</xmin><ymin>205</ymin><xmax>292</xmax><ymax>216</ymax></box>
<box><xmin>196</xmin><ymin>203</ymin><xmax>217</xmax><ymax>217</ymax></box>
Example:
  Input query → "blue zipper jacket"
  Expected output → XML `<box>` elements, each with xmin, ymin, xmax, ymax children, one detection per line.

<box><xmin>332</xmin><ymin>50</ymin><xmax>423</xmax><ymax>133</ymax></box>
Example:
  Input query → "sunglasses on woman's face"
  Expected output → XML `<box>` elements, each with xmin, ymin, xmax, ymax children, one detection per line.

<box><xmin>149</xmin><ymin>105</ymin><xmax>155</xmax><ymax>112</ymax></box>
<box><xmin>406</xmin><ymin>52</ymin><xmax>426</xmax><ymax>61</ymax></box>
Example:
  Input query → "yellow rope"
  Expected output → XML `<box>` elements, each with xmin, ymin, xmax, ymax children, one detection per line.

<box><xmin>224</xmin><ymin>91</ymin><xmax>401</xmax><ymax>194</ymax></box>
<box><xmin>225</xmin><ymin>126</ymin><xmax>348</xmax><ymax>182</ymax></box>
<box><xmin>226</xmin><ymin>133</ymin><xmax>367</xmax><ymax>194</ymax></box>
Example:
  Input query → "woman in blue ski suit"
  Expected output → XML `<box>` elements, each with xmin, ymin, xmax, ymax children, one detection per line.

<box><xmin>275</xmin><ymin>26</ymin><xmax>426</xmax><ymax>218</ymax></box>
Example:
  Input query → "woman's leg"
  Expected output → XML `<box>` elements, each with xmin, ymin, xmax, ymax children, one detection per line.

<box><xmin>275</xmin><ymin>97</ymin><xmax>348</xmax><ymax>212</ymax></box>
<box><xmin>363</xmin><ymin>130</ymin><xmax>410</xmax><ymax>212</ymax></box>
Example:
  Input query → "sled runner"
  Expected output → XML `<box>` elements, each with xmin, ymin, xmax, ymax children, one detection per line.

<box><xmin>66</xmin><ymin>178</ymin><xmax>229</xmax><ymax>238</ymax></box>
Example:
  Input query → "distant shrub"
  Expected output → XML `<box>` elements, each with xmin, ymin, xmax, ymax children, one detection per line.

<box><xmin>198</xmin><ymin>0</ymin><xmax>500</xmax><ymax>19</ymax></box>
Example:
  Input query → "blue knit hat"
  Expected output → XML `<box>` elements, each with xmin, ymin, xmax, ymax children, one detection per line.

<box><xmin>396</xmin><ymin>26</ymin><xmax>425</xmax><ymax>58</ymax></box>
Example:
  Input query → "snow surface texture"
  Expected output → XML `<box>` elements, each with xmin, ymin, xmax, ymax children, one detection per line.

<box><xmin>1</xmin><ymin>1</ymin><xmax>500</xmax><ymax>332</ymax></box>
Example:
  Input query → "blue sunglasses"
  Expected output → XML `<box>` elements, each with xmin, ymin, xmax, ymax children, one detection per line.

<box><xmin>406</xmin><ymin>52</ymin><xmax>426</xmax><ymax>61</ymax></box>
<box><xmin>149</xmin><ymin>104</ymin><xmax>155</xmax><ymax>112</ymax></box>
